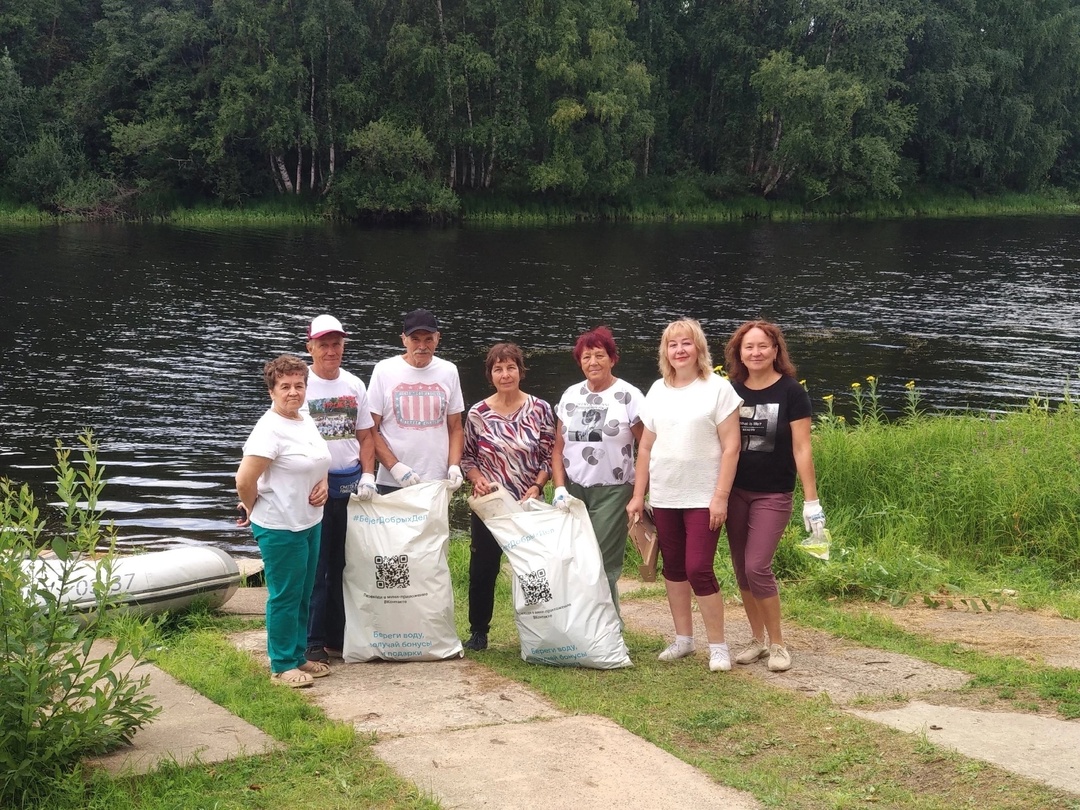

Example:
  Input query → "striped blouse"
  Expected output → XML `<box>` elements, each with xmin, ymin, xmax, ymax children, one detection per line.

<box><xmin>461</xmin><ymin>395</ymin><xmax>555</xmax><ymax>500</ymax></box>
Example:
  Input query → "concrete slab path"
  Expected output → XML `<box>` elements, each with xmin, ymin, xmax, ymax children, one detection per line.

<box><xmin>374</xmin><ymin>714</ymin><xmax>759</xmax><ymax>810</ymax></box>
<box><xmin>82</xmin><ymin>640</ymin><xmax>278</xmax><ymax>776</ymax></box>
<box><xmin>86</xmin><ymin>581</ymin><xmax>1080</xmax><ymax>804</ymax></box>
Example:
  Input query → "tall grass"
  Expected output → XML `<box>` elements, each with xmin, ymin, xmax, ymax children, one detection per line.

<box><xmin>167</xmin><ymin>198</ymin><xmax>328</xmax><ymax>225</ymax></box>
<box><xmin>779</xmin><ymin>381</ymin><xmax>1080</xmax><ymax>609</ymax></box>
<box><xmin>0</xmin><ymin>199</ymin><xmax>57</xmax><ymax>223</ymax></box>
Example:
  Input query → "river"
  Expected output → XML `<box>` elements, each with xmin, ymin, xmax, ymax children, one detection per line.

<box><xmin>1</xmin><ymin>217</ymin><xmax>1078</xmax><ymax>556</ymax></box>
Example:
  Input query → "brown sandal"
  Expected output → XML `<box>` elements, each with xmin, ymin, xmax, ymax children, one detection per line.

<box><xmin>271</xmin><ymin>669</ymin><xmax>314</xmax><ymax>688</ymax></box>
<box><xmin>299</xmin><ymin>660</ymin><xmax>332</xmax><ymax>678</ymax></box>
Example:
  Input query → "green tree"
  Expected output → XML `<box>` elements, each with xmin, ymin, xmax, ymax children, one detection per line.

<box><xmin>902</xmin><ymin>0</ymin><xmax>1080</xmax><ymax>191</ymax></box>
<box><xmin>0</xmin><ymin>48</ymin><xmax>36</xmax><ymax>177</ymax></box>
<box><xmin>330</xmin><ymin>117</ymin><xmax>459</xmax><ymax>218</ymax></box>
<box><xmin>0</xmin><ymin>0</ymin><xmax>97</xmax><ymax>90</ymax></box>
<box><xmin>751</xmin><ymin>51</ymin><xmax>862</xmax><ymax>198</ymax></box>
<box><xmin>529</xmin><ymin>0</ymin><xmax>654</xmax><ymax>198</ymax></box>
<box><xmin>648</xmin><ymin>0</ymin><xmax>789</xmax><ymax>186</ymax></box>
<box><xmin>740</xmin><ymin>0</ymin><xmax>919</xmax><ymax>201</ymax></box>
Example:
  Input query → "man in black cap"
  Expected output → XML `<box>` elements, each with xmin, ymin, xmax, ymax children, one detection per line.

<box><xmin>367</xmin><ymin>309</ymin><xmax>465</xmax><ymax>492</ymax></box>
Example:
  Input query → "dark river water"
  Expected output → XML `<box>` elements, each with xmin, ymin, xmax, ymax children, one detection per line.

<box><xmin>2</xmin><ymin>217</ymin><xmax>1078</xmax><ymax>557</ymax></box>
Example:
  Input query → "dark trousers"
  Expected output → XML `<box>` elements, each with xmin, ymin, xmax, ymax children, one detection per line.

<box><xmin>306</xmin><ymin>497</ymin><xmax>348</xmax><ymax>651</ymax></box>
<box><xmin>467</xmin><ymin>512</ymin><xmax>503</xmax><ymax>635</ymax></box>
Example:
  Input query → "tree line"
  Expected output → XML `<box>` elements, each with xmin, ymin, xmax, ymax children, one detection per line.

<box><xmin>2</xmin><ymin>0</ymin><xmax>1079</xmax><ymax>219</ymax></box>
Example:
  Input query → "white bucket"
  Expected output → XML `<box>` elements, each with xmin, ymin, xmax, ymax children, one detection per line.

<box><xmin>467</xmin><ymin>484</ymin><xmax>523</xmax><ymax>521</ymax></box>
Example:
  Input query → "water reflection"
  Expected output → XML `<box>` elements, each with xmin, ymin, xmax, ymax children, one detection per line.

<box><xmin>2</xmin><ymin>218</ymin><xmax>1078</xmax><ymax>557</ymax></box>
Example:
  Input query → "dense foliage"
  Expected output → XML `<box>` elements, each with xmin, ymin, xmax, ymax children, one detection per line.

<box><xmin>2</xmin><ymin>0</ymin><xmax>1080</xmax><ymax>218</ymax></box>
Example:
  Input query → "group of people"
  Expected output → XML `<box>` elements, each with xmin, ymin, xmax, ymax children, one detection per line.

<box><xmin>236</xmin><ymin>309</ymin><xmax>826</xmax><ymax>687</ymax></box>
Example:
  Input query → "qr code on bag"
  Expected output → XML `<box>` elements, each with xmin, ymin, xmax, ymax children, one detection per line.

<box><xmin>375</xmin><ymin>555</ymin><xmax>410</xmax><ymax>589</ymax></box>
<box><xmin>519</xmin><ymin>569</ymin><xmax>552</xmax><ymax>606</ymax></box>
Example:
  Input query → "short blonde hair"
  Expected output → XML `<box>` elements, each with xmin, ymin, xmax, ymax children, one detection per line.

<box><xmin>658</xmin><ymin>319</ymin><xmax>713</xmax><ymax>385</ymax></box>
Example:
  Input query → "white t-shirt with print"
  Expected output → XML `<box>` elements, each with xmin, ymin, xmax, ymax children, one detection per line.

<box><xmin>243</xmin><ymin>409</ymin><xmax>332</xmax><ymax>531</ymax></box>
<box><xmin>367</xmin><ymin>354</ymin><xmax>465</xmax><ymax>487</ymax></box>
<box><xmin>640</xmin><ymin>374</ymin><xmax>743</xmax><ymax>508</ymax></box>
<box><xmin>555</xmin><ymin>377</ymin><xmax>644</xmax><ymax>487</ymax></box>
<box><xmin>301</xmin><ymin>367</ymin><xmax>374</xmax><ymax>472</ymax></box>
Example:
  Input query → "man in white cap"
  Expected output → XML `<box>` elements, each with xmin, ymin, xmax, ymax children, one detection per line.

<box><xmin>367</xmin><ymin>308</ymin><xmax>464</xmax><ymax>493</ymax></box>
<box><xmin>302</xmin><ymin>314</ymin><xmax>376</xmax><ymax>663</ymax></box>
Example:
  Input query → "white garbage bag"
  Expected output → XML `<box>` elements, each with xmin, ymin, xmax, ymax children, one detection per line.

<box><xmin>476</xmin><ymin>495</ymin><xmax>632</xmax><ymax>669</ymax></box>
<box><xmin>342</xmin><ymin>480</ymin><xmax>463</xmax><ymax>662</ymax></box>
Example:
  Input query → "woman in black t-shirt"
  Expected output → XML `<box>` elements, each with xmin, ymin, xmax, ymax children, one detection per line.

<box><xmin>723</xmin><ymin>321</ymin><xmax>826</xmax><ymax>673</ymax></box>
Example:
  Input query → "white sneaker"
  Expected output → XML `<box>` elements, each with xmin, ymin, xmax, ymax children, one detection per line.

<box><xmin>709</xmin><ymin>646</ymin><xmax>731</xmax><ymax>672</ymax></box>
<box><xmin>767</xmin><ymin>644</ymin><xmax>792</xmax><ymax>672</ymax></box>
<box><xmin>658</xmin><ymin>641</ymin><xmax>695</xmax><ymax>661</ymax></box>
<box><xmin>735</xmin><ymin>637</ymin><xmax>769</xmax><ymax>665</ymax></box>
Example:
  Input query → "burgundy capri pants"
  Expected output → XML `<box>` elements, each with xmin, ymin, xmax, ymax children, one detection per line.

<box><xmin>651</xmin><ymin>507</ymin><xmax>721</xmax><ymax>597</ymax></box>
<box><xmin>725</xmin><ymin>488</ymin><xmax>793</xmax><ymax>599</ymax></box>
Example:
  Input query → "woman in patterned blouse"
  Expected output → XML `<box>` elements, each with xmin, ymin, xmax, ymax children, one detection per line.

<box><xmin>460</xmin><ymin>342</ymin><xmax>555</xmax><ymax>651</ymax></box>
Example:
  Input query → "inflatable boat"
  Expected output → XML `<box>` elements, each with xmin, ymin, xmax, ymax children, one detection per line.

<box><xmin>21</xmin><ymin>546</ymin><xmax>241</xmax><ymax>617</ymax></box>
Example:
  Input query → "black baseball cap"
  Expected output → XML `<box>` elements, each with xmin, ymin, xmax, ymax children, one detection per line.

<box><xmin>402</xmin><ymin>309</ymin><xmax>440</xmax><ymax>335</ymax></box>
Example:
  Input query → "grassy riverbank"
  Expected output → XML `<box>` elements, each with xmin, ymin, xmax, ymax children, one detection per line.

<box><xmin>789</xmin><ymin>383</ymin><xmax>1080</xmax><ymax>618</ymax></box>
<box><xmin>459</xmin><ymin>187</ymin><xmax>1080</xmax><ymax>224</ymax></box>
<box><xmin>2</xmin><ymin>189</ymin><xmax>1079</xmax><ymax>226</ymax></box>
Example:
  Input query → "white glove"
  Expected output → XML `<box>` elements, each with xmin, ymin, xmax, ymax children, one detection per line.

<box><xmin>390</xmin><ymin>462</ymin><xmax>423</xmax><ymax>487</ymax></box>
<box><xmin>447</xmin><ymin>465</ymin><xmax>464</xmax><ymax>492</ymax></box>
<box><xmin>552</xmin><ymin>486</ymin><xmax>571</xmax><ymax>511</ymax></box>
<box><xmin>355</xmin><ymin>473</ymin><xmax>377</xmax><ymax>501</ymax></box>
<box><xmin>802</xmin><ymin>499</ymin><xmax>826</xmax><ymax>540</ymax></box>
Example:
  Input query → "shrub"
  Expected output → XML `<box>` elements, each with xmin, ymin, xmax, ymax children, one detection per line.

<box><xmin>0</xmin><ymin>432</ymin><xmax>158</xmax><ymax>806</ymax></box>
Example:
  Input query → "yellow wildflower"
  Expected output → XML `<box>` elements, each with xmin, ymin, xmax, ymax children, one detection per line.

<box><xmin>905</xmin><ymin>380</ymin><xmax>916</xmax><ymax>390</ymax></box>
<box><xmin>823</xmin><ymin>394</ymin><xmax>835</xmax><ymax>403</ymax></box>
<box><xmin>850</xmin><ymin>381</ymin><xmax>861</xmax><ymax>390</ymax></box>
<box><xmin>866</xmin><ymin>375</ymin><xmax>877</xmax><ymax>384</ymax></box>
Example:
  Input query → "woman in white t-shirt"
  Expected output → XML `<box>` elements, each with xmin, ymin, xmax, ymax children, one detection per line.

<box><xmin>236</xmin><ymin>355</ymin><xmax>332</xmax><ymax>689</ymax></box>
<box><xmin>551</xmin><ymin>326</ymin><xmax>644</xmax><ymax>613</ymax></box>
<box><xmin>627</xmin><ymin>319</ymin><xmax>742</xmax><ymax>673</ymax></box>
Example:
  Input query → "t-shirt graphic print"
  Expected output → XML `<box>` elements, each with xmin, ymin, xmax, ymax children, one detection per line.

<box><xmin>739</xmin><ymin>403</ymin><xmax>780</xmax><ymax>453</ymax></box>
<box><xmin>566</xmin><ymin>404</ymin><xmax>609</xmax><ymax>443</ymax></box>
<box><xmin>393</xmin><ymin>382</ymin><xmax>448</xmax><ymax>429</ymax></box>
<box><xmin>308</xmin><ymin>394</ymin><xmax>359</xmax><ymax>441</ymax></box>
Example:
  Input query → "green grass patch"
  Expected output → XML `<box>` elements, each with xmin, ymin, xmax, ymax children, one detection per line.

<box><xmin>48</xmin><ymin>617</ymin><xmax>440</xmax><ymax>810</ymax></box>
<box><xmin>166</xmin><ymin>198</ymin><xmax>328</xmax><ymax>225</ymax></box>
<box><xmin>0</xmin><ymin>198</ymin><xmax>58</xmax><ymax>222</ymax></box>
<box><xmin>457</xmin><ymin>185</ymin><xmax>1080</xmax><ymax>224</ymax></box>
